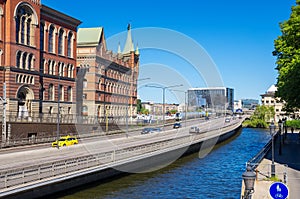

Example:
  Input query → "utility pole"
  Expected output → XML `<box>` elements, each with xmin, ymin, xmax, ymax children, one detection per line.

<box><xmin>1</xmin><ymin>83</ymin><xmax>7</xmax><ymax>143</ymax></box>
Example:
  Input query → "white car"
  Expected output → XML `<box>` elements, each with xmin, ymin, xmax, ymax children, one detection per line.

<box><xmin>189</xmin><ymin>126</ymin><xmax>200</xmax><ymax>133</ymax></box>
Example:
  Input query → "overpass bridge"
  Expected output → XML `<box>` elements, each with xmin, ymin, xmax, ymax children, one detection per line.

<box><xmin>0</xmin><ymin>117</ymin><xmax>244</xmax><ymax>199</ymax></box>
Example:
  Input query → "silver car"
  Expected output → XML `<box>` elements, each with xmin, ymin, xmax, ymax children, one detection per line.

<box><xmin>189</xmin><ymin>126</ymin><xmax>200</xmax><ymax>133</ymax></box>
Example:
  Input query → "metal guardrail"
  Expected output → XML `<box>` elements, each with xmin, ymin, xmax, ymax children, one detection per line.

<box><xmin>0</xmin><ymin>119</ymin><xmax>242</xmax><ymax>191</ymax></box>
<box><xmin>246</xmin><ymin>131</ymin><xmax>279</xmax><ymax>169</ymax></box>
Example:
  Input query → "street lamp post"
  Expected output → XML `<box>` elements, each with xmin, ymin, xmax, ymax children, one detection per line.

<box><xmin>145</xmin><ymin>84</ymin><xmax>183</xmax><ymax>130</ymax></box>
<box><xmin>56</xmin><ymin>73</ymin><xmax>61</xmax><ymax>150</ymax></box>
<box><xmin>126</xmin><ymin>78</ymin><xmax>150</xmax><ymax>138</ymax></box>
<box><xmin>170</xmin><ymin>89</ymin><xmax>188</xmax><ymax>127</ymax></box>
<box><xmin>106</xmin><ymin>106</ymin><xmax>109</xmax><ymax>132</ymax></box>
<box><xmin>278</xmin><ymin>120</ymin><xmax>282</xmax><ymax>155</ymax></box>
<box><xmin>242</xmin><ymin>166</ymin><xmax>256</xmax><ymax>199</ymax></box>
<box><xmin>269</xmin><ymin>122</ymin><xmax>276</xmax><ymax>177</ymax></box>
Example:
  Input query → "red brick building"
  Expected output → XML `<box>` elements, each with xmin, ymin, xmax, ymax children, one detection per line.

<box><xmin>0</xmin><ymin>0</ymin><xmax>81</xmax><ymax>140</ymax></box>
<box><xmin>76</xmin><ymin>25</ymin><xmax>139</xmax><ymax>122</ymax></box>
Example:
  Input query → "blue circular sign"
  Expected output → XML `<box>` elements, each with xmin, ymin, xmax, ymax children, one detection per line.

<box><xmin>269</xmin><ymin>182</ymin><xmax>289</xmax><ymax>199</ymax></box>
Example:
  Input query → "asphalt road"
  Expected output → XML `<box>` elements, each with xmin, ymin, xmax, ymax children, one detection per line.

<box><xmin>0</xmin><ymin>116</ymin><xmax>239</xmax><ymax>170</ymax></box>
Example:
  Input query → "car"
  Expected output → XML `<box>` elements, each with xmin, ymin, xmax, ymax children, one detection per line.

<box><xmin>225</xmin><ymin>118</ymin><xmax>231</xmax><ymax>123</ymax></box>
<box><xmin>173</xmin><ymin>122</ymin><xmax>182</xmax><ymax>129</ymax></box>
<box><xmin>141</xmin><ymin>128</ymin><xmax>161</xmax><ymax>134</ymax></box>
<box><xmin>189</xmin><ymin>126</ymin><xmax>200</xmax><ymax>133</ymax></box>
<box><xmin>52</xmin><ymin>135</ymin><xmax>78</xmax><ymax>147</ymax></box>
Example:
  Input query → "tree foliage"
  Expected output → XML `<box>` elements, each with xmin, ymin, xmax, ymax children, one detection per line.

<box><xmin>243</xmin><ymin>105</ymin><xmax>275</xmax><ymax>128</ymax></box>
<box><xmin>137</xmin><ymin>99</ymin><xmax>142</xmax><ymax>113</ymax></box>
<box><xmin>273</xmin><ymin>0</ymin><xmax>300</xmax><ymax>109</ymax></box>
<box><xmin>286</xmin><ymin>120</ymin><xmax>300</xmax><ymax>128</ymax></box>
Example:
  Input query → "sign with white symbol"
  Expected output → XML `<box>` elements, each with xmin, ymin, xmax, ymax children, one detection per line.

<box><xmin>269</xmin><ymin>182</ymin><xmax>289</xmax><ymax>199</ymax></box>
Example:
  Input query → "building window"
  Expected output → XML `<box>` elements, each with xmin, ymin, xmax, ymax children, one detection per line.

<box><xmin>28</xmin><ymin>54</ymin><xmax>33</xmax><ymax>70</ymax></box>
<box><xmin>83</xmin><ymin>94</ymin><xmax>87</xmax><ymax>99</ymax></box>
<box><xmin>15</xmin><ymin>5</ymin><xmax>36</xmax><ymax>46</ymax></box>
<box><xmin>67</xmin><ymin>32</ymin><xmax>73</xmax><ymax>57</ymax></box>
<box><xmin>58</xmin><ymin>29</ymin><xmax>64</xmax><ymax>55</ymax></box>
<box><xmin>59</xmin><ymin>85</ymin><xmax>64</xmax><ymax>101</ymax></box>
<box><xmin>26</xmin><ymin>18</ymin><xmax>31</xmax><ymax>45</ymax></box>
<box><xmin>48</xmin><ymin>25</ymin><xmax>55</xmax><ymax>53</ymax></box>
<box><xmin>49</xmin><ymin>84</ymin><xmax>54</xmax><ymax>100</ymax></box>
<box><xmin>67</xmin><ymin>86</ymin><xmax>72</xmax><ymax>102</ymax></box>
<box><xmin>16</xmin><ymin>51</ymin><xmax>21</xmax><ymax>68</ymax></box>
<box><xmin>22</xmin><ymin>52</ymin><xmax>27</xmax><ymax>69</ymax></box>
<box><xmin>40</xmin><ymin>22</ymin><xmax>44</xmax><ymax>51</ymax></box>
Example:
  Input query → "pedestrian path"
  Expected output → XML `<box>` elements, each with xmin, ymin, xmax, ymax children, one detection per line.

<box><xmin>251</xmin><ymin>132</ymin><xmax>300</xmax><ymax>199</ymax></box>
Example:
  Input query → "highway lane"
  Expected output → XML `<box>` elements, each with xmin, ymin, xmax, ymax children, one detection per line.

<box><xmin>0</xmin><ymin>116</ymin><xmax>236</xmax><ymax>170</ymax></box>
<box><xmin>0</xmin><ymin>117</ymin><xmax>211</xmax><ymax>155</ymax></box>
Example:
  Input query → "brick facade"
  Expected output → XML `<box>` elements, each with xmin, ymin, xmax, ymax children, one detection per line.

<box><xmin>0</xmin><ymin>0</ymin><xmax>81</xmax><ymax>140</ymax></box>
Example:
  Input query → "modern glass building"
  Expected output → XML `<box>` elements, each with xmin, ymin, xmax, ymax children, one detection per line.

<box><xmin>188</xmin><ymin>87</ymin><xmax>234</xmax><ymax>111</ymax></box>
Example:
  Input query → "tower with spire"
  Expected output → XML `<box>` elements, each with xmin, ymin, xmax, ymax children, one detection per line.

<box><xmin>76</xmin><ymin>24</ymin><xmax>140</xmax><ymax>121</ymax></box>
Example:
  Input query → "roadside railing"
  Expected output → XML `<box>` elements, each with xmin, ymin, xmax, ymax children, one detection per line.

<box><xmin>0</xmin><ymin>118</ymin><xmax>242</xmax><ymax>191</ymax></box>
<box><xmin>246</xmin><ymin>131</ymin><xmax>279</xmax><ymax>169</ymax></box>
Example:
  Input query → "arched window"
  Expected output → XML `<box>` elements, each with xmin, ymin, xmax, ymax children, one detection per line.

<box><xmin>58</xmin><ymin>29</ymin><xmax>64</xmax><ymax>55</ymax></box>
<box><xmin>26</xmin><ymin>18</ymin><xmax>31</xmax><ymax>45</ymax></box>
<box><xmin>67</xmin><ymin>32</ymin><xmax>73</xmax><ymax>57</ymax></box>
<box><xmin>59</xmin><ymin>62</ymin><xmax>64</xmax><ymax>76</ymax></box>
<box><xmin>40</xmin><ymin>22</ymin><xmax>45</xmax><ymax>51</ymax></box>
<box><xmin>48</xmin><ymin>25</ymin><xmax>55</xmax><ymax>53</ymax></box>
<box><xmin>52</xmin><ymin>61</ymin><xmax>56</xmax><ymax>75</ymax></box>
<box><xmin>28</xmin><ymin>54</ymin><xmax>33</xmax><ymax>70</ymax></box>
<box><xmin>48</xmin><ymin>84</ymin><xmax>54</xmax><ymax>100</ymax></box>
<box><xmin>48</xmin><ymin>60</ymin><xmax>52</xmax><ymax>74</ymax></box>
<box><xmin>22</xmin><ymin>52</ymin><xmax>27</xmax><ymax>69</ymax></box>
<box><xmin>16</xmin><ymin>51</ymin><xmax>21</xmax><ymax>68</ymax></box>
<box><xmin>15</xmin><ymin>4</ymin><xmax>37</xmax><ymax>46</ymax></box>
<box><xmin>20</xmin><ymin>16</ymin><xmax>26</xmax><ymax>44</ymax></box>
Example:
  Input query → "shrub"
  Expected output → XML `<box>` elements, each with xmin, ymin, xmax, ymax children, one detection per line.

<box><xmin>285</xmin><ymin>120</ymin><xmax>300</xmax><ymax>129</ymax></box>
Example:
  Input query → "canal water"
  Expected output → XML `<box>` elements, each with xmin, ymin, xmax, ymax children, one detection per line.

<box><xmin>53</xmin><ymin>128</ymin><xmax>270</xmax><ymax>199</ymax></box>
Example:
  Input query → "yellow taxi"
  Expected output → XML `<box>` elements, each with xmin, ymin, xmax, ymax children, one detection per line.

<box><xmin>52</xmin><ymin>135</ymin><xmax>78</xmax><ymax>147</ymax></box>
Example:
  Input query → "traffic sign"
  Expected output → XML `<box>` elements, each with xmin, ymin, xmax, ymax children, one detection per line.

<box><xmin>269</xmin><ymin>182</ymin><xmax>289</xmax><ymax>199</ymax></box>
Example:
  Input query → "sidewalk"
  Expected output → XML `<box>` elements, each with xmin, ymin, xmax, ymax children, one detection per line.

<box><xmin>251</xmin><ymin>132</ymin><xmax>300</xmax><ymax>199</ymax></box>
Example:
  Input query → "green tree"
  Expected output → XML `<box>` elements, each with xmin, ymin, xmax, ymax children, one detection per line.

<box><xmin>140</xmin><ymin>107</ymin><xmax>149</xmax><ymax>115</ymax></box>
<box><xmin>243</xmin><ymin>105</ymin><xmax>275</xmax><ymax>128</ymax></box>
<box><xmin>273</xmin><ymin>0</ymin><xmax>300</xmax><ymax>109</ymax></box>
<box><xmin>137</xmin><ymin>99</ymin><xmax>142</xmax><ymax>113</ymax></box>
<box><xmin>169</xmin><ymin>109</ymin><xmax>177</xmax><ymax>114</ymax></box>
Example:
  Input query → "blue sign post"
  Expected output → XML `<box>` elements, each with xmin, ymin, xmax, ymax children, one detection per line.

<box><xmin>269</xmin><ymin>182</ymin><xmax>289</xmax><ymax>199</ymax></box>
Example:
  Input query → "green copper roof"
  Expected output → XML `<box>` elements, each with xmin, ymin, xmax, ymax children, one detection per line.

<box><xmin>123</xmin><ymin>24</ymin><xmax>134</xmax><ymax>54</ymax></box>
<box><xmin>77</xmin><ymin>27</ymin><xmax>103</xmax><ymax>46</ymax></box>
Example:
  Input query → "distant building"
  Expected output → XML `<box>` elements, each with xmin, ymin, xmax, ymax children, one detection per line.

<box><xmin>76</xmin><ymin>25</ymin><xmax>139</xmax><ymax>120</ymax></box>
<box><xmin>241</xmin><ymin>99</ymin><xmax>259</xmax><ymax>109</ymax></box>
<box><xmin>141</xmin><ymin>102</ymin><xmax>179</xmax><ymax>115</ymax></box>
<box><xmin>234</xmin><ymin>100</ymin><xmax>242</xmax><ymax>111</ymax></box>
<box><xmin>261</xmin><ymin>85</ymin><xmax>284</xmax><ymax>121</ymax></box>
<box><xmin>188</xmin><ymin>87</ymin><xmax>234</xmax><ymax>111</ymax></box>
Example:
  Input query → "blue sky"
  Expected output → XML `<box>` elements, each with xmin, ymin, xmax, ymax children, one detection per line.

<box><xmin>44</xmin><ymin>0</ymin><xmax>296</xmax><ymax>104</ymax></box>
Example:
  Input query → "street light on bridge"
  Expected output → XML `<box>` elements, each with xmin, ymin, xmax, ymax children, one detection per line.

<box><xmin>269</xmin><ymin>122</ymin><xmax>276</xmax><ymax>177</ymax></box>
<box><xmin>145</xmin><ymin>84</ymin><xmax>183</xmax><ymax>130</ymax></box>
<box><xmin>125</xmin><ymin>78</ymin><xmax>150</xmax><ymax>138</ymax></box>
<box><xmin>170</xmin><ymin>89</ymin><xmax>188</xmax><ymax>127</ymax></box>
